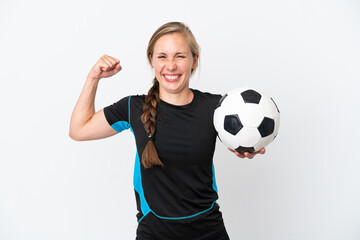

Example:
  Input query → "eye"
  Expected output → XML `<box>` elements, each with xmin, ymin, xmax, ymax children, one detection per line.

<box><xmin>158</xmin><ymin>56</ymin><xmax>166</xmax><ymax>59</ymax></box>
<box><xmin>177</xmin><ymin>55</ymin><xmax>186</xmax><ymax>58</ymax></box>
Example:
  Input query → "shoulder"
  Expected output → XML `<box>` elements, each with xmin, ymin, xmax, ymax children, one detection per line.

<box><xmin>104</xmin><ymin>94</ymin><xmax>145</xmax><ymax>113</ymax></box>
<box><xmin>130</xmin><ymin>94</ymin><xmax>146</xmax><ymax>101</ymax></box>
<box><xmin>128</xmin><ymin>94</ymin><xmax>145</xmax><ymax>109</ymax></box>
<box><xmin>192</xmin><ymin>89</ymin><xmax>222</xmax><ymax>99</ymax></box>
<box><xmin>192</xmin><ymin>89</ymin><xmax>222</xmax><ymax>107</ymax></box>
<box><xmin>112</xmin><ymin>94</ymin><xmax>146</xmax><ymax>106</ymax></box>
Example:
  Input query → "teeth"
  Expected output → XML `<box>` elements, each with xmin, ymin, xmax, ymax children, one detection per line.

<box><xmin>164</xmin><ymin>75</ymin><xmax>180</xmax><ymax>80</ymax></box>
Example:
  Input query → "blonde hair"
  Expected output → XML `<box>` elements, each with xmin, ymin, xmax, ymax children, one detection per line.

<box><xmin>141</xmin><ymin>22</ymin><xmax>200</xmax><ymax>168</ymax></box>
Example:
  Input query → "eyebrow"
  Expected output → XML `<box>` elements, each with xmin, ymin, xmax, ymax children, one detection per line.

<box><xmin>156</xmin><ymin>52</ymin><xmax>188</xmax><ymax>55</ymax></box>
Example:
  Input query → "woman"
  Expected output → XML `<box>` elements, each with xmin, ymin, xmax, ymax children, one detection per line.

<box><xmin>70</xmin><ymin>22</ymin><xmax>265</xmax><ymax>240</ymax></box>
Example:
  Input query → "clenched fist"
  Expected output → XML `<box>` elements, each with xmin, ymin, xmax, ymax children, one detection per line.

<box><xmin>87</xmin><ymin>54</ymin><xmax>122</xmax><ymax>81</ymax></box>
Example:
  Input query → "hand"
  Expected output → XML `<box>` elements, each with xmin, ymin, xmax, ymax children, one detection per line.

<box><xmin>228</xmin><ymin>147</ymin><xmax>266</xmax><ymax>159</ymax></box>
<box><xmin>87</xmin><ymin>54</ymin><xmax>122</xmax><ymax>81</ymax></box>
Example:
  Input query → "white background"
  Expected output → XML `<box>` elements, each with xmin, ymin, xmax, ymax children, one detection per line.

<box><xmin>0</xmin><ymin>0</ymin><xmax>359</xmax><ymax>239</ymax></box>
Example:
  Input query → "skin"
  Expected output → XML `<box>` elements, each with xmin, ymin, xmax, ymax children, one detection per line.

<box><xmin>150</xmin><ymin>33</ymin><xmax>198</xmax><ymax>106</ymax></box>
<box><xmin>69</xmin><ymin>55</ymin><xmax>121</xmax><ymax>141</ymax></box>
<box><xmin>228</xmin><ymin>147</ymin><xmax>265</xmax><ymax>159</ymax></box>
<box><xmin>69</xmin><ymin>35</ymin><xmax>265</xmax><ymax>159</ymax></box>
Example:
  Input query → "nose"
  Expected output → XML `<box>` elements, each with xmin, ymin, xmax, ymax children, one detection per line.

<box><xmin>166</xmin><ymin>59</ymin><xmax>177</xmax><ymax>71</ymax></box>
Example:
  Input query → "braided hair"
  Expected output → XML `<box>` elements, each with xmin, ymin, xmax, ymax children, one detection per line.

<box><xmin>140</xmin><ymin>79</ymin><xmax>163</xmax><ymax>168</ymax></box>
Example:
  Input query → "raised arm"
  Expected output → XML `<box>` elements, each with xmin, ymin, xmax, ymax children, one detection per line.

<box><xmin>69</xmin><ymin>55</ymin><xmax>122</xmax><ymax>141</ymax></box>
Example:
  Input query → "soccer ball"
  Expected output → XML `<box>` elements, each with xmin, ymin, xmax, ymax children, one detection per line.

<box><xmin>213</xmin><ymin>87</ymin><xmax>280</xmax><ymax>153</ymax></box>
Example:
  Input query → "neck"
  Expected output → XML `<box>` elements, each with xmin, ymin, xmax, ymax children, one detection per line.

<box><xmin>159</xmin><ymin>88</ymin><xmax>194</xmax><ymax>106</ymax></box>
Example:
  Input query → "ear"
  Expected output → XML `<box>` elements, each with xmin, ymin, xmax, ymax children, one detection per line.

<box><xmin>192</xmin><ymin>54</ymin><xmax>199</xmax><ymax>69</ymax></box>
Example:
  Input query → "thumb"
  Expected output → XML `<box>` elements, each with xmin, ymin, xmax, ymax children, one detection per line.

<box><xmin>112</xmin><ymin>63</ymin><xmax>122</xmax><ymax>74</ymax></box>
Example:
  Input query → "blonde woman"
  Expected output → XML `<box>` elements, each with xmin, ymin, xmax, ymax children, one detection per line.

<box><xmin>70</xmin><ymin>22</ymin><xmax>265</xmax><ymax>240</ymax></box>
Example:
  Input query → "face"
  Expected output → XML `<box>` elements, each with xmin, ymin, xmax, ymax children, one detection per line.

<box><xmin>151</xmin><ymin>33</ymin><xmax>198</xmax><ymax>97</ymax></box>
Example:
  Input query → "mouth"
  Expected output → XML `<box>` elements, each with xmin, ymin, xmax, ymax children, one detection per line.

<box><xmin>163</xmin><ymin>74</ymin><xmax>181</xmax><ymax>82</ymax></box>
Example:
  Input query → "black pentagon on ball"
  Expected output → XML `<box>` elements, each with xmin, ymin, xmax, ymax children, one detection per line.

<box><xmin>258</xmin><ymin>117</ymin><xmax>275</xmax><ymax>137</ymax></box>
<box><xmin>241</xmin><ymin>89</ymin><xmax>262</xmax><ymax>104</ymax></box>
<box><xmin>224</xmin><ymin>114</ymin><xmax>243</xmax><ymax>135</ymax></box>
<box><xmin>215</xmin><ymin>93</ymin><xmax>228</xmax><ymax>109</ymax></box>
<box><xmin>235</xmin><ymin>146</ymin><xmax>255</xmax><ymax>153</ymax></box>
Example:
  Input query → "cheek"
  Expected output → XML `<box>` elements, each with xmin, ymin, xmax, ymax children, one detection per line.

<box><xmin>153</xmin><ymin>62</ymin><xmax>164</xmax><ymax>73</ymax></box>
<box><xmin>175</xmin><ymin>60</ymin><xmax>190</xmax><ymax>69</ymax></box>
<box><xmin>183</xmin><ymin>62</ymin><xmax>193</xmax><ymax>73</ymax></box>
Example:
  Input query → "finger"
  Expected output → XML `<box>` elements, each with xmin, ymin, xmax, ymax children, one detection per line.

<box><xmin>98</xmin><ymin>61</ymin><xmax>111</xmax><ymax>72</ymax></box>
<box><xmin>115</xmin><ymin>63</ymin><xmax>122</xmax><ymax>71</ymax></box>
<box><xmin>108</xmin><ymin>56</ymin><xmax>120</xmax><ymax>65</ymax></box>
<box><xmin>107</xmin><ymin>56</ymin><xmax>120</xmax><ymax>67</ymax></box>
<box><xmin>99</xmin><ymin>57</ymin><xmax>120</xmax><ymax>72</ymax></box>
<box><xmin>244</xmin><ymin>152</ymin><xmax>254</xmax><ymax>159</ymax></box>
<box><xmin>235</xmin><ymin>151</ymin><xmax>246</xmax><ymax>158</ymax></box>
<box><xmin>101</xmin><ymin>55</ymin><xmax>120</xmax><ymax>71</ymax></box>
<box><xmin>253</xmin><ymin>148</ymin><xmax>265</xmax><ymax>155</ymax></box>
<box><xmin>114</xmin><ymin>62</ymin><xmax>122</xmax><ymax>72</ymax></box>
<box><xmin>107</xmin><ymin>58</ymin><xmax>121</xmax><ymax>73</ymax></box>
<box><xmin>101</xmin><ymin>55</ymin><xmax>114</xmax><ymax>69</ymax></box>
<box><xmin>111</xmin><ymin>64</ymin><xmax>122</xmax><ymax>74</ymax></box>
<box><xmin>260</xmin><ymin>148</ymin><xmax>266</xmax><ymax>154</ymax></box>
<box><xmin>228</xmin><ymin>148</ymin><xmax>248</xmax><ymax>158</ymax></box>
<box><xmin>108</xmin><ymin>55</ymin><xmax>122</xmax><ymax>72</ymax></box>
<box><xmin>105</xmin><ymin>55</ymin><xmax>120</xmax><ymax>68</ymax></box>
<box><xmin>228</xmin><ymin>148</ymin><xmax>235</xmax><ymax>153</ymax></box>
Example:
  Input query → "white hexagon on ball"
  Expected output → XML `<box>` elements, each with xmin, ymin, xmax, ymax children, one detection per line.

<box><xmin>235</xmin><ymin>127</ymin><xmax>262</xmax><ymax>148</ymax></box>
<box><xmin>237</xmin><ymin>103</ymin><xmax>264</xmax><ymax>128</ymax></box>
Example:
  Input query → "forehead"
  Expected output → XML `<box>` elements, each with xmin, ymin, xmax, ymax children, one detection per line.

<box><xmin>153</xmin><ymin>33</ymin><xmax>191</xmax><ymax>54</ymax></box>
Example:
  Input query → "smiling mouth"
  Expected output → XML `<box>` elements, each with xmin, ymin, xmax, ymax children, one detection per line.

<box><xmin>163</xmin><ymin>74</ymin><xmax>181</xmax><ymax>81</ymax></box>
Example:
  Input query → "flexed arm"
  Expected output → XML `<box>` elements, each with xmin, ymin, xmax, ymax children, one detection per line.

<box><xmin>69</xmin><ymin>55</ymin><xmax>122</xmax><ymax>141</ymax></box>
